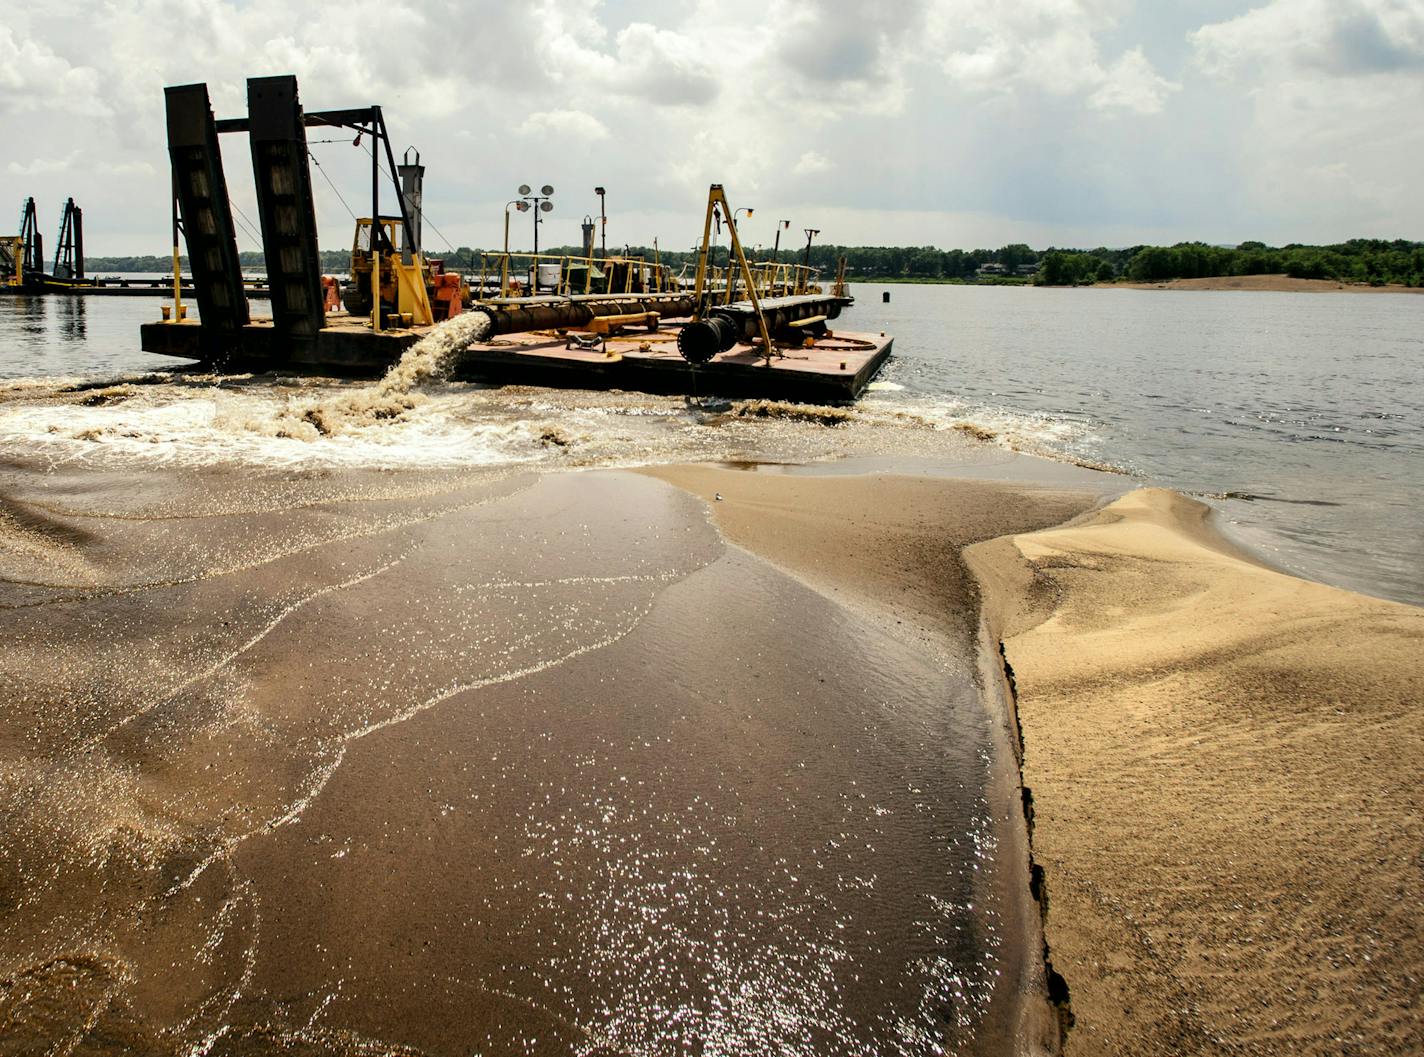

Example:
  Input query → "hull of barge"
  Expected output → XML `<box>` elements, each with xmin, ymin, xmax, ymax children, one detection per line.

<box><xmin>139</xmin><ymin>314</ymin><xmax>893</xmax><ymax>401</ymax></box>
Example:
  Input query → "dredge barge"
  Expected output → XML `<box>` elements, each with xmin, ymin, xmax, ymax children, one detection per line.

<box><xmin>138</xmin><ymin>76</ymin><xmax>891</xmax><ymax>402</ymax></box>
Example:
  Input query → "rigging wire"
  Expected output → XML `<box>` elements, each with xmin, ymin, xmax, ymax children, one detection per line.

<box><xmin>308</xmin><ymin>148</ymin><xmax>359</xmax><ymax>221</ymax></box>
<box><xmin>420</xmin><ymin>212</ymin><xmax>473</xmax><ymax>271</ymax></box>
<box><xmin>295</xmin><ymin>134</ymin><xmax>474</xmax><ymax>270</ymax></box>
<box><xmin>357</xmin><ymin>141</ymin><xmax>471</xmax><ymax>270</ymax></box>
<box><xmin>229</xmin><ymin>201</ymin><xmax>264</xmax><ymax>249</ymax></box>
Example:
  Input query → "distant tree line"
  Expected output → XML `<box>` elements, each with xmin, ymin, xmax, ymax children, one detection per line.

<box><xmin>423</xmin><ymin>243</ymin><xmax>1045</xmax><ymax>281</ymax></box>
<box><xmin>1033</xmin><ymin>239</ymin><xmax>1424</xmax><ymax>287</ymax></box>
<box><xmin>84</xmin><ymin>238</ymin><xmax>1424</xmax><ymax>287</ymax></box>
<box><xmin>1115</xmin><ymin>239</ymin><xmax>1424</xmax><ymax>286</ymax></box>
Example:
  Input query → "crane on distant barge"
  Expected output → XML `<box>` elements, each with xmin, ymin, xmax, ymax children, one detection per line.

<box><xmin>0</xmin><ymin>197</ymin><xmax>87</xmax><ymax>291</ymax></box>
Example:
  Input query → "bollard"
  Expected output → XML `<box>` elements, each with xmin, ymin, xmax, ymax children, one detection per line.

<box><xmin>882</xmin><ymin>290</ymin><xmax>890</xmax><ymax>303</ymax></box>
<box><xmin>161</xmin><ymin>306</ymin><xmax>171</xmax><ymax>321</ymax></box>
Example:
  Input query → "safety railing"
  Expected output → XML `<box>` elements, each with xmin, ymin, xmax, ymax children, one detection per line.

<box><xmin>674</xmin><ymin>260</ymin><xmax>823</xmax><ymax>300</ymax></box>
<box><xmin>473</xmin><ymin>252</ymin><xmax>674</xmax><ymax>300</ymax></box>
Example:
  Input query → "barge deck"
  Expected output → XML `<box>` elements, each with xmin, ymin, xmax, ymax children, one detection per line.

<box><xmin>140</xmin><ymin>314</ymin><xmax>893</xmax><ymax>401</ymax></box>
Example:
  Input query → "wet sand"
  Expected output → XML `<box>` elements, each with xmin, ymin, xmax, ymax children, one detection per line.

<box><xmin>8</xmin><ymin>423</ymin><xmax>1418</xmax><ymax>1057</ymax></box>
<box><xmin>968</xmin><ymin>489</ymin><xmax>1424</xmax><ymax>1055</ymax></box>
<box><xmin>1107</xmin><ymin>274</ymin><xmax>1424</xmax><ymax>294</ymax></box>
<box><xmin>0</xmin><ymin>454</ymin><xmax>1101</xmax><ymax>1055</ymax></box>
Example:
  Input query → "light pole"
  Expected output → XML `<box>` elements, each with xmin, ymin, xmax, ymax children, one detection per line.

<box><xmin>504</xmin><ymin>199</ymin><xmax>529</xmax><ymax>295</ymax></box>
<box><xmin>594</xmin><ymin>186</ymin><xmax>607</xmax><ymax>258</ymax></box>
<box><xmin>516</xmin><ymin>184</ymin><xmax>554</xmax><ymax>290</ymax></box>
<box><xmin>799</xmin><ymin>228</ymin><xmax>821</xmax><ymax>294</ymax></box>
<box><xmin>733</xmin><ymin>206</ymin><xmax>754</xmax><ymax>233</ymax></box>
<box><xmin>504</xmin><ymin>199</ymin><xmax>529</xmax><ymax>256</ymax></box>
<box><xmin>802</xmin><ymin>228</ymin><xmax>820</xmax><ymax>269</ymax></box>
<box><xmin>772</xmin><ymin>219</ymin><xmax>790</xmax><ymax>261</ymax></box>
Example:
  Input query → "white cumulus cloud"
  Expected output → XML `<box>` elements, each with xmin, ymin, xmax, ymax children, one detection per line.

<box><xmin>0</xmin><ymin>24</ymin><xmax>108</xmax><ymax>117</ymax></box>
<box><xmin>1193</xmin><ymin>0</ymin><xmax>1424</xmax><ymax>78</ymax></box>
<box><xmin>793</xmin><ymin>151</ymin><xmax>834</xmax><ymax>176</ymax></box>
<box><xmin>1090</xmin><ymin>47</ymin><xmax>1181</xmax><ymax>113</ymax></box>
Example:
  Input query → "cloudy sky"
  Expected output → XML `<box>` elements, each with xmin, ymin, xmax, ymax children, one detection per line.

<box><xmin>4</xmin><ymin>0</ymin><xmax>1423</xmax><ymax>256</ymax></box>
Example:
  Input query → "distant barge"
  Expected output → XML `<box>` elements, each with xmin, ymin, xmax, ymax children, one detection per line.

<box><xmin>137</xmin><ymin>75</ymin><xmax>891</xmax><ymax>402</ymax></box>
<box><xmin>3</xmin><ymin>277</ymin><xmax>271</xmax><ymax>299</ymax></box>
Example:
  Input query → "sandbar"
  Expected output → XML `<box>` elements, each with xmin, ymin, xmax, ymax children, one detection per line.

<box><xmin>1105</xmin><ymin>274</ymin><xmax>1424</xmax><ymax>295</ymax></box>
<box><xmin>968</xmin><ymin>488</ymin><xmax>1424</xmax><ymax>1054</ymax></box>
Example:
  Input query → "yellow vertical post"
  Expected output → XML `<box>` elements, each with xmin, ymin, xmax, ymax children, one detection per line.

<box><xmin>690</xmin><ymin>189</ymin><xmax>720</xmax><ymax>311</ymax></box>
<box><xmin>708</xmin><ymin>185</ymin><xmax>774</xmax><ymax>361</ymax></box>
<box><xmin>171</xmin><ymin>241</ymin><xmax>182</xmax><ymax>321</ymax></box>
<box><xmin>371</xmin><ymin>249</ymin><xmax>381</xmax><ymax>332</ymax></box>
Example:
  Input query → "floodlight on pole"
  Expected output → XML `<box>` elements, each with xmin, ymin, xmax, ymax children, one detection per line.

<box><xmin>802</xmin><ymin>228</ymin><xmax>820</xmax><ymax>269</ymax></box>
<box><xmin>772</xmin><ymin>219</ymin><xmax>791</xmax><ymax>261</ymax></box>
<box><xmin>502</xmin><ymin>199</ymin><xmax>531</xmax><ymax>295</ymax></box>
<box><xmin>516</xmin><ymin>183</ymin><xmax>555</xmax><ymax>278</ymax></box>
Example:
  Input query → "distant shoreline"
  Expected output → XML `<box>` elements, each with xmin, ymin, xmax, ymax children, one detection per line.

<box><xmin>1102</xmin><ymin>273</ymin><xmax>1424</xmax><ymax>294</ymax></box>
<box><xmin>849</xmin><ymin>274</ymin><xmax>1424</xmax><ymax>293</ymax></box>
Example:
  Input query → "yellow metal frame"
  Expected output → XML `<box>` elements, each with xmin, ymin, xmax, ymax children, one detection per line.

<box><xmin>394</xmin><ymin>253</ymin><xmax>434</xmax><ymax>326</ymax></box>
<box><xmin>351</xmin><ymin>218</ymin><xmax>435</xmax><ymax>329</ymax></box>
<box><xmin>2</xmin><ymin>236</ymin><xmax>23</xmax><ymax>287</ymax></box>
<box><xmin>690</xmin><ymin>184</ymin><xmax>774</xmax><ymax>359</ymax></box>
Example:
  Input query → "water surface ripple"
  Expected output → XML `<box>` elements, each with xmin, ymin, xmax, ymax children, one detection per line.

<box><xmin>3</xmin><ymin>284</ymin><xmax>1418</xmax><ymax>603</ymax></box>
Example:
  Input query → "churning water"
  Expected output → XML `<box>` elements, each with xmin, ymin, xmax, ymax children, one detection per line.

<box><xmin>2</xmin><ymin>282</ymin><xmax>1420</xmax><ymax>605</ymax></box>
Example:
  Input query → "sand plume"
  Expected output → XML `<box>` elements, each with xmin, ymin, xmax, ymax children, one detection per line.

<box><xmin>265</xmin><ymin>312</ymin><xmax>495</xmax><ymax>439</ymax></box>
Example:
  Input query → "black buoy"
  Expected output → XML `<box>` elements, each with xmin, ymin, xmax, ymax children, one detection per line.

<box><xmin>882</xmin><ymin>290</ymin><xmax>890</xmax><ymax>303</ymax></box>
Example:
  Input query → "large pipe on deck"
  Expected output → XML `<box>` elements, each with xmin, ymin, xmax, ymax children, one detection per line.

<box><xmin>478</xmin><ymin>293</ymin><xmax>697</xmax><ymax>336</ymax></box>
<box><xmin>677</xmin><ymin>294</ymin><xmax>852</xmax><ymax>364</ymax></box>
<box><xmin>463</xmin><ymin>291</ymin><xmax>854</xmax><ymax>367</ymax></box>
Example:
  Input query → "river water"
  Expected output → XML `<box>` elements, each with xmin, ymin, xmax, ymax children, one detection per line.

<box><xmin>1</xmin><ymin>285</ymin><xmax>1416</xmax><ymax>1054</ymax></box>
<box><xmin>0</xmin><ymin>292</ymin><xmax>1096</xmax><ymax>1056</ymax></box>
<box><xmin>856</xmin><ymin>282</ymin><xmax>1424</xmax><ymax>606</ymax></box>
<box><xmin>2</xmin><ymin>284</ymin><xmax>1420</xmax><ymax>604</ymax></box>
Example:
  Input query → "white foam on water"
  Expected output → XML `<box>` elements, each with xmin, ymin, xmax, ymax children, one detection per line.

<box><xmin>0</xmin><ymin>313</ymin><xmax>541</xmax><ymax>470</ymax></box>
<box><xmin>0</xmin><ymin>389</ymin><xmax>551</xmax><ymax>470</ymax></box>
<box><xmin>0</xmin><ymin>308</ymin><xmax>1108</xmax><ymax>476</ymax></box>
<box><xmin>858</xmin><ymin>393</ymin><xmax>1101</xmax><ymax>460</ymax></box>
<box><xmin>258</xmin><ymin>311</ymin><xmax>496</xmax><ymax>440</ymax></box>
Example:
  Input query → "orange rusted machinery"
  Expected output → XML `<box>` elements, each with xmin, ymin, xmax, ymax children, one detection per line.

<box><xmin>428</xmin><ymin>261</ymin><xmax>464</xmax><ymax>321</ymax></box>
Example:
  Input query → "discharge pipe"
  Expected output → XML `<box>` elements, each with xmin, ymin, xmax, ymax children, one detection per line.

<box><xmin>478</xmin><ymin>293</ymin><xmax>696</xmax><ymax>336</ymax></box>
<box><xmin>676</xmin><ymin>294</ymin><xmax>852</xmax><ymax>364</ymax></box>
